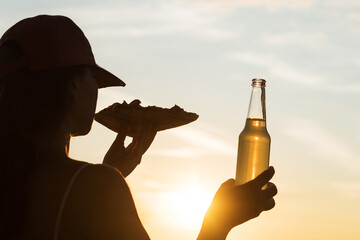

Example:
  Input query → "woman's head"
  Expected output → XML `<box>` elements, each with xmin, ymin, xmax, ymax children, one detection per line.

<box><xmin>0</xmin><ymin>14</ymin><xmax>127</xmax><ymax>140</ymax></box>
<box><xmin>0</xmin><ymin>43</ymin><xmax>99</xmax><ymax>237</ymax></box>
<box><xmin>0</xmin><ymin>14</ymin><xmax>127</xmax><ymax>141</ymax></box>
<box><xmin>0</xmin><ymin>15</ymin><xmax>125</xmax><ymax>237</ymax></box>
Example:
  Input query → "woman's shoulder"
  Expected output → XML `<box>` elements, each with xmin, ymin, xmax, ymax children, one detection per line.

<box><xmin>24</xmin><ymin>161</ymin><xmax>137</xmax><ymax>239</ymax></box>
<box><xmin>74</xmin><ymin>163</ymin><xmax>134</xmax><ymax>199</ymax></box>
<box><xmin>79</xmin><ymin>163</ymin><xmax>126</xmax><ymax>183</ymax></box>
<box><xmin>69</xmin><ymin>163</ymin><xmax>132</xmax><ymax>205</ymax></box>
<box><xmin>61</xmin><ymin>163</ymin><xmax>149</xmax><ymax>239</ymax></box>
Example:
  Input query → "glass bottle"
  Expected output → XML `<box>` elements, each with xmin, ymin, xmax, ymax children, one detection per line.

<box><xmin>235</xmin><ymin>78</ymin><xmax>271</xmax><ymax>185</ymax></box>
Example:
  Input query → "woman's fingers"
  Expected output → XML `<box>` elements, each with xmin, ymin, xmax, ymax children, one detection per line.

<box><xmin>142</xmin><ymin>129</ymin><xmax>157</xmax><ymax>152</ymax></box>
<box><xmin>108</xmin><ymin>120</ymin><xmax>128</xmax><ymax>150</ymax></box>
<box><xmin>107</xmin><ymin>125</ymin><xmax>127</xmax><ymax>154</ymax></box>
<box><xmin>263</xmin><ymin>182</ymin><xmax>277</xmax><ymax>199</ymax></box>
<box><xmin>263</xmin><ymin>198</ymin><xmax>275</xmax><ymax>211</ymax></box>
<box><xmin>114</xmin><ymin>128</ymin><xmax>127</xmax><ymax>145</ymax></box>
<box><xmin>130</xmin><ymin>124</ymin><xmax>157</xmax><ymax>154</ymax></box>
<box><xmin>261</xmin><ymin>182</ymin><xmax>277</xmax><ymax>211</ymax></box>
<box><xmin>126</xmin><ymin>141</ymin><xmax>138</xmax><ymax>152</ymax></box>
<box><xmin>251</xmin><ymin>166</ymin><xmax>275</xmax><ymax>189</ymax></box>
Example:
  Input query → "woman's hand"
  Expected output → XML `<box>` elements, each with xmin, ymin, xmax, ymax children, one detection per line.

<box><xmin>198</xmin><ymin>167</ymin><xmax>277</xmax><ymax>240</ymax></box>
<box><xmin>103</xmin><ymin>122</ymin><xmax>157</xmax><ymax>177</ymax></box>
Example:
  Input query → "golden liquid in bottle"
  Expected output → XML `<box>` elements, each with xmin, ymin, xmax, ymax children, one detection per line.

<box><xmin>235</xmin><ymin>118</ymin><xmax>271</xmax><ymax>185</ymax></box>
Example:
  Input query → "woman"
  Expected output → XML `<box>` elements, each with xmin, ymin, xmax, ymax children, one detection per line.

<box><xmin>0</xmin><ymin>15</ymin><xmax>277</xmax><ymax>240</ymax></box>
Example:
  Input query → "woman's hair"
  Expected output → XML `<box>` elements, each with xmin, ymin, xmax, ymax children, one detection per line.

<box><xmin>0</xmin><ymin>41</ymin><xmax>89</xmax><ymax>238</ymax></box>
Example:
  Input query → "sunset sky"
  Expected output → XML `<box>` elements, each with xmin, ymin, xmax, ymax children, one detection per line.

<box><xmin>1</xmin><ymin>0</ymin><xmax>360</xmax><ymax>239</ymax></box>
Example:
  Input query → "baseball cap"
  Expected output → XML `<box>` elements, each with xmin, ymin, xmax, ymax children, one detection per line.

<box><xmin>0</xmin><ymin>15</ymin><xmax>125</xmax><ymax>88</ymax></box>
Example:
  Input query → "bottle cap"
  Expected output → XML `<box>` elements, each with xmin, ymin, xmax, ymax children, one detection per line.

<box><xmin>252</xmin><ymin>78</ymin><xmax>266</xmax><ymax>87</ymax></box>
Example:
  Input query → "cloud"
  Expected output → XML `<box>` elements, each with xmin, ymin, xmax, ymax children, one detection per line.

<box><xmin>175</xmin><ymin>0</ymin><xmax>316</xmax><ymax>12</ymax></box>
<box><xmin>170</xmin><ymin>127</ymin><xmax>235</xmax><ymax>154</ymax></box>
<box><xmin>332</xmin><ymin>181</ymin><xmax>360</xmax><ymax>198</ymax></box>
<box><xmin>230</xmin><ymin>52</ymin><xmax>360</xmax><ymax>93</ymax></box>
<box><xmin>324</xmin><ymin>84</ymin><xmax>360</xmax><ymax>93</ymax></box>
<box><xmin>328</xmin><ymin>0</ymin><xmax>360</xmax><ymax>8</ymax></box>
<box><xmin>346</xmin><ymin>11</ymin><xmax>360</xmax><ymax>22</ymax></box>
<box><xmin>283</xmin><ymin>117</ymin><xmax>359</xmax><ymax>170</ymax></box>
<box><xmin>230</xmin><ymin>52</ymin><xmax>325</xmax><ymax>87</ymax></box>
<box><xmin>150</xmin><ymin>127</ymin><xmax>235</xmax><ymax>158</ymax></box>
<box><xmin>51</xmin><ymin>2</ymin><xmax>239</xmax><ymax>41</ymax></box>
<box><xmin>260</xmin><ymin>32</ymin><xmax>328</xmax><ymax>46</ymax></box>
<box><xmin>152</xmin><ymin>148</ymin><xmax>203</xmax><ymax>158</ymax></box>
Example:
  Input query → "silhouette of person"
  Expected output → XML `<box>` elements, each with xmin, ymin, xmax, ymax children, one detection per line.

<box><xmin>0</xmin><ymin>15</ymin><xmax>277</xmax><ymax>240</ymax></box>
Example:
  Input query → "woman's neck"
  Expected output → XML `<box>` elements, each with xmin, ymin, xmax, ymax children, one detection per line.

<box><xmin>35</xmin><ymin>133</ymin><xmax>71</xmax><ymax>165</ymax></box>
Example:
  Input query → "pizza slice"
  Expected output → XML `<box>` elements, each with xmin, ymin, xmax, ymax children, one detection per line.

<box><xmin>94</xmin><ymin>100</ymin><xmax>199</xmax><ymax>137</ymax></box>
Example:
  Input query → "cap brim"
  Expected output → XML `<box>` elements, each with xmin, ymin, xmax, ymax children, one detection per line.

<box><xmin>92</xmin><ymin>65</ymin><xmax>126</xmax><ymax>88</ymax></box>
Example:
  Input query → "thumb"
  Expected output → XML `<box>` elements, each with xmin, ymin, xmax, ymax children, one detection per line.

<box><xmin>114</xmin><ymin>127</ymin><xmax>127</xmax><ymax>144</ymax></box>
<box><xmin>108</xmin><ymin>126</ymin><xmax>127</xmax><ymax>153</ymax></box>
<box><xmin>217</xmin><ymin>179</ymin><xmax>235</xmax><ymax>193</ymax></box>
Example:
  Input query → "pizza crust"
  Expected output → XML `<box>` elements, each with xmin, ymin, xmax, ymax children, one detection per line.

<box><xmin>94</xmin><ymin>100</ymin><xmax>199</xmax><ymax>136</ymax></box>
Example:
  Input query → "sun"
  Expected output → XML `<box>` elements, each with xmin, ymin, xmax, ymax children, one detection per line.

<box><xmin>160</xmin><ymin>182</ymin><xmax>214</xmax><ymax>229</ymax></box>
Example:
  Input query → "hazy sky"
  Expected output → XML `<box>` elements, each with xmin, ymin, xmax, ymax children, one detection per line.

<box><xmin>1</xmin><ymin>0</ymin><xmax>360</xmax><ymax>239</ymax></box>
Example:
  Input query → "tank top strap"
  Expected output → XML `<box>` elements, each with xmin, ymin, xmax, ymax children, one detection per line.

<box><xmin>53</xmin><ymin>163</ymin><xmax>90</xmax><ymax>240</ymax></box>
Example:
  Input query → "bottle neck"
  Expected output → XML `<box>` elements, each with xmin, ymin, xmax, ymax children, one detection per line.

<box><xmin>247</xmin><ymin>79</ymin><xmax>266</xmax><ymax>120</ymax></box>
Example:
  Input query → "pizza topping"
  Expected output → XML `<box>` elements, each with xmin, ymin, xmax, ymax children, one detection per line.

<box><xmin>129</xmin><ymin>99</ymin><xmax>141</xmax><ymax>106</ymax></box>
<box><xmin>171</xmin><ymin>105</ymin><xmax>183</xmax><ymax>111</ymax></box>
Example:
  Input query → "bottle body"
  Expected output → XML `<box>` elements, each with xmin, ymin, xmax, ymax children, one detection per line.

<box><xmin>235</xmin><ymin>79</ymin><xmax>270</xmax><ymax>185</ymax></box>
<box><xmin>235</xmin><ymin>118</ymin><xmax>270</xmax><ymax>185</ymax></box>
